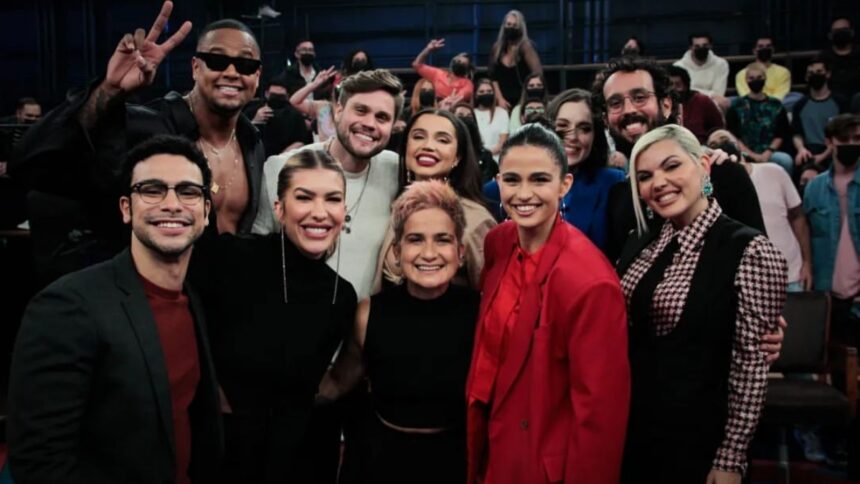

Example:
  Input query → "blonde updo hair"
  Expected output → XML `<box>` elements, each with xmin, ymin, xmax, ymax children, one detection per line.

<box><xmin>628</xmin><ymin>124</ymin><xmax>707</xmax><ymax>235</ymax></box>
<box><xmin>391</xmin><ymin>180</ymin><xmax>466</xmax><ymax>245</ymax></box>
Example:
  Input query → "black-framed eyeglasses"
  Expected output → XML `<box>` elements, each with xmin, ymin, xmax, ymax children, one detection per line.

<box><xmin>605</xmin><ymin>89</ymin><xmax>656</xmax><ymax>114</ymax></box>
<box><xmin>194</xmin><ymin>52</ymin><xmax>261</xmax><ymax>76</ymax></box>
<box><xmin>130</xmin><ymin>181</ymin><xmax>208</xmax><ymax>205</ymax></box>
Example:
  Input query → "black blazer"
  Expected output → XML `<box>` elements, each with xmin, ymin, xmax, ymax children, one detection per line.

<box><xmin>7</xmin><ymin>249</ymin><xmax>223</xmax><ymax>484</ymax></box>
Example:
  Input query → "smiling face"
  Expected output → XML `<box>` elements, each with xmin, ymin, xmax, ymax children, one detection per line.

<box><xmin>120</xmin><ymin>154</ymin><xmax>211</xmax><ymax>261</ymax></box>
<box><xmin>334</xmin><ymin>90</ymin><xmax>396</xmax><ymax>160</ymax></box>
<box><xmin>634</xmin><ymin>138</ymin><xmax>710</xmax><ymax>228</ymax></box>
<box><xmin>275</xmin><ymin>168</ymin><xmax>346</xmax><ymax>259</ymax></box>
<box><xmin>405</xmin><ymin>113</ymin><xmax>459</xmax><ymax>181</ymax></box>
<box><xmin>553</xmin><ymin>100</ymin><xmax>594</xmax><ymax>168</ymax></box>
<box><xmin>394</xmin><ymin>207</ymin><xmax>462</xmax><ymax>299</ymax></box>
<box><xmin>603</xmin><ymin>69</ymin><xmax>672</xmax><ymax>145</ymax></box>
<box><xmin>498</xmin><ymin>145</ymin><xmax>573</xmax><ymax>248</ymax></box>
<box><xmin>192</xmin><ymin>28</ymin><xmax>261</xmax><ymax>116</ymax></box>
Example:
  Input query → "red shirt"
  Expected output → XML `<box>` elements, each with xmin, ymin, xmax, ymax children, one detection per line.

<box><xmin>415</xmin><ymin>63</ymin><xmax>474</xmax><ymax>102</ymax></box>
<box><xmin>141</xmin><ymin>277</ymin><xmax>200</xmax><ymax>484</ymax></box>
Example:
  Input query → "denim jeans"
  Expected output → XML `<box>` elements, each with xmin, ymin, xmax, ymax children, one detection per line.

<box><xmin>770</xmin><ymin>151</ymin><xmax>794</xmax><ymax>176</ymax></box>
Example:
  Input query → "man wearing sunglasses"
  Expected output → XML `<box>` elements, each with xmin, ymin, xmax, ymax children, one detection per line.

<box><xmin>8</xmin><ymin>135</ymin><xmax>222</xmax><ymax>484</ymax></box>
<box><xmin>10</xmin><ymin>0</ymin><xmax>266</xmax><ymax>281</ymax></box>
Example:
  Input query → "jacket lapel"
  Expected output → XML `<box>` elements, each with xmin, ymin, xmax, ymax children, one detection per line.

<box><xmin>113</xmin><ymin>249</ymin><xmax>176</xmax><ymax>457</ymax></box>
<box><xmin>492</xmin><ymin>219</ymin><xmax>569</xmax><ymax>409</ymax></box>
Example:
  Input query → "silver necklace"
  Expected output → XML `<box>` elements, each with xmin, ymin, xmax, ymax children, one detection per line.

<box><xmin>280</xmin><ymin>228</ymin><xmax>340</xmax><ymax>304</ymax></box>
<box><xmin>326</xmin><ymin>139</ymin><xmax>371</xmax><ymax>234</ymax></box>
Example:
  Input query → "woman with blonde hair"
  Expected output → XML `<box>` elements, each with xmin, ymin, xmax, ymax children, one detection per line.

<box><xmin>616</xmin><ymin>124</ymin><xmax>786</xmax><ymax>484</ymax></box>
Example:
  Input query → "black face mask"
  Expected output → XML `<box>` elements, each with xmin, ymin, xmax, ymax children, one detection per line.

<box><xmin>299</xmin><ymin>53</ymin><xmax>315</xmax><ymax>67</ymax></box>
<box><xmin>503</xmin><ymin>27</ymin><xmax>522</xmax><ymax>41</ymax></box>
<box><xmin>351</xmin><ymin>59</ymin><xmax>367</xmax><ymax>72</ymax></box>
<box><xmin>756</xmin><ymin>48</ymin><xmax>773</xmax><ymax>62</ymax></box>
<box><xmin>475</xmin><ymin>94</ymin><xmax>495</xmax><ymax>107</ymax></box>
<box><xmin>832</xmin><ymin>29</ymin><xmax>854</xmax><ymax>47</ymax></box>
<box><xmin>622</xmin><ymin>47</ymin><xmax>640</xmax><ymax>57</ymax></box>
<box><xmin>837</xmin><ymin>145</ymin><xmax>860</xmax><ymax>167</ymax></box>
<box><xmin>693</xmin><ymin>47</ymin><xmax>709</xmax><ymax>62</ymax></box>
<box><xmin>807</xmin><ymin>73</ymin><xmax>827</xmax><ymax>90</ymax></box>
<box><xmin>418</xmin><ymin>90</ymin><xmax>436</xmax><ymax>107</ymax></box>
<box><xmin>748</xmin><ymin>79</ymin><xmax>766</xmax><ymax>94</ymax></box>
<box><xmin>267</xmin><ymin>93</ymin><xmax>288</xmax><ymax>110</ymax></box>
<box><xmin>526</xmin><ymin>87</ymin><xmax>545</xmax><ymax>99</ymax></box>
<box><xmin>451</xmin><ymin>61</ymin><xmax>469</xmax><ymax>77</ymax></box>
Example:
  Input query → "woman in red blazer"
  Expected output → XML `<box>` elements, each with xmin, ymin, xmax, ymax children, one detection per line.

<box><xmin>466</xmin><ymin>124</ymin><xmax>631</xmax><ymax>484</ymax></box>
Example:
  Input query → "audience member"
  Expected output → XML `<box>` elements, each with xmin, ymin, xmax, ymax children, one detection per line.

<box><xmin>793</xmin><ymin>58</ymin><xmax>847</xmax><ymax>185</ymax></box>
<box><xmin>290</xmin><ymin>65</ymin><xmax>339</xmax><ymax>142</ymax></box>
<box><xmin>668</xmin><ymin>65</ymin><xmax>725</xmax><ymax>143</ymax></box>
<box><xmin>803</xmin><ymin>113</ymin><xmax>860</xmax><ymax>348</ymax></box>
<box><xmin>8</xmin><ymin>135</ymin><xmax>222</xmax><ymax>484</ymax></box>
<box><xmin>412</xmin><ymin>38</ymin><xmax>474</xmax><ymax>103</ymax></box>
<box><xmin>487</xmin><ymin>9</ymin><xmax>543</xmax><ymax>110</ymax></box>
<box><xmin>621</xmin><ymin>36</ymin><xmax>645</xmax><ymax>57</ymax></box>
<box><xmin>726</xmin><ymin>63</ymin><xmax>794</xmax><ymax>174</ymax></box>
<box><xmin>244</xmin><ymin>73</ymin><xmax>312</xmax><ymax>157</ymax></box>
<box><xmin>473</xmin><ymin>78</ymin><xmax>509</xmax><ymax>162</ymax></box>
<box><xmin>673</xmin><ymin>33</ymin><xmax>729</xmax><ymax>99</ymax></box>
<box><xmin>336</xmin><ymin>49</ymin><xmax>374</xmax><ymax>87</ymax></box>
<box><xmin>453</xmin><ymin>102</ymin><xmax>499</xmax><ymax>184</ymax></box>
<box><xmin>618</xmin><ymin>124</ymin><xmax>786</xmax><ymax>482</ymax></box>
<box><xmin>818</xmin><ymin>17</ymin><xmax>860</xmax><ymax>104</ymax></box>
<box><xmin>467</xmin><ymin>124</ymin><xmax>630</xmax><ymax>484</ymax></box>
<box><xmin>284</xmin><ymin>39</ymin><xmax>333</xmax><ymax>102</ymax></box>
<box><xmin>735</xmin><ymin>37</ymin><xmax>792</xmax><ymax>100</ymax></box>
<box><xmin>509</xmin><ymin>72</ymin><xmax>547</xmax><ymax>132</ymax></box>
<box><xmin>410</xmin><ymin>78</ymin><xmax>438</xmax><ymax>115</ymax></box>
<box><xmin>0</xmin><ymin>97</ymin><xmax>42</xmax><ymax>147</ymax></box>
<box><xmin>9</xmin><ymin>4</ymin><xmax>265</xmax><ymax>279</ymax></box>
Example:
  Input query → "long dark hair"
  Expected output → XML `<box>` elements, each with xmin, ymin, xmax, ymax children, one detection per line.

<box><xmin>398</xmin><ymin>109</ymin><xmax>485</xmax><ymax>205</ymax></box>
<box><xmin>546</xmin><ymin>88</ymin><xmax>610</xmax><ymax>180</ymax></box>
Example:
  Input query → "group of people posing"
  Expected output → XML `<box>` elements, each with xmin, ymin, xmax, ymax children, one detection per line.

<box><xmin>13</xmin><ymin>1</ymin><xmax>856</xmax><ymax>484</ymax></box>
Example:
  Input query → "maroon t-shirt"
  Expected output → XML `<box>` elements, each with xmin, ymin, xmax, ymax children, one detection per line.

<box><xmin>141</xmin><ymin>276</ymin><xmax>200</xmax><ymax>484</ymax></box>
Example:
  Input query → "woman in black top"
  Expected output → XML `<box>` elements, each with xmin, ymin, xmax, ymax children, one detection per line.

<box><xmin>320</xmin><ymin>180</ymin><xmax>479</xmax><ymax>483</ymax></box>
<box><xmin>488</xmin><ymin>9</ymin><xmax>543</xmax><ymax>110</ymax></box>
<box><xmin>189</xmin><ymin>150</ymin><xmax>357</xmax><ymax>483</ymax></box>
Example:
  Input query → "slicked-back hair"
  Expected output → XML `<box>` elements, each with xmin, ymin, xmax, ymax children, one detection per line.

<box><xmin>592</xmin><ymin>56</ymin><xmax>678</xmax><ymax>123</ymax></box>
<box><xmin>197</xmin><ymin>19</ymin><xmax>259</xmax><ymax>55</ymax></box>
<box><xmin>121</xmin><ymin>135</ymin><xmax>212</xmax><ymax>199</ymax></box>
<box><xmin>500</xmin><ymin>123</ymin><xmax>568</xmax><ymax>175</ymax></box>
<box><xmin>276</xmin><ymin>149</ymin><xmax>346</xmax><ymax>201</ymax></box>
<box><xmin>337</xmin><ymin>69</ymin><xmax>404</xmax><ymax>121</ymax></box>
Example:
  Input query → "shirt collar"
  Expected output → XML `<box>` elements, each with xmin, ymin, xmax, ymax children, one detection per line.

<box><xmin>655</xmin><ymin>199</ymin><xmax>722</xmax><ymax>255</ymax></box>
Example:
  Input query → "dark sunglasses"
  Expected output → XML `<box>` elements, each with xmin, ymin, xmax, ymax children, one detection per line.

<box><xmin>194</xmin><ymin>52</ymin><xmax>261</xmax><ymax>75</ymax></box>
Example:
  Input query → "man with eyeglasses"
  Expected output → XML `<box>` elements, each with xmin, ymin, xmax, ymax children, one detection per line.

<box><xmin>10</xmin><ymin>1</ymin><xmax>266</xmax><ymax>281</ymax></box>
<box><xmin>8</xmin><ymin>135</ymin><xmax>222</xmax><ymax>484</ymax></box>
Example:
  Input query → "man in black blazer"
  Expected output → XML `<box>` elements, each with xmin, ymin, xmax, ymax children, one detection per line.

<box><xmin>8</xmin><ymin>135</ymin><xmax>222</xmax><ymax>483</ymax></box>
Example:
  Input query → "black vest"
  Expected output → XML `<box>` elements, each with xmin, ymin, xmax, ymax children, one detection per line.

<box><xmin>616</xmin><ymin>215</ymin><xmax>759</xmax><ymax>483</ymax></box>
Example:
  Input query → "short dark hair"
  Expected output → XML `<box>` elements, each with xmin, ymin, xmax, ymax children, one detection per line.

<box><xmin>623</xmin><ymin>36</ymin><xmax>645</xmax><ymax>55</ymax></box>
<box><xmin>16</xmin><ymin>97</ymin><xmax>39</xmax><ymax>110</ymax></box>
<box><xmin>667</xmin><ymin>65</ymin><xmax>692</xmax><ymax>90</ymax></box>
<box><xmin>592</xmin><ymin>56</ymin><xmax>678</xmax><ymax>121</ymax></box>
<box><xmin>338</xmin><ymin>69</ymin><xmax>404</xmax><ymax>121</ymax></box>
<box><xmin>197</xmin><ymin>19</ymin><xmax>259</xmax><ymax>54</ymax></box>
<box><xmin>121</xmin><ymin>135</ymin><xmax>212</xmax><ymax>199</ymax></box>
<box><xmin>824</xmin><ymin>114</ymin><xmax>860</xmax><ymax>140</ymax></box>
<box><xmin>342</xmin><ymin>49</ymin><xmax>375</xmax><ymax>75</ymax></box>
<box><xmin>755</xmin><ymin>36</ymin><xmax>775</xmax><ymax>46</ymax></box>
<box><xmin>294</xmin><ymin>38</ymin><xmax>314</xmax><ymax>50</ymax></box>
<box><xmin>547</xmin><ymin>88</ymin><xmax>610</xmax><ymax>179</ymax></box>
<box><xmin>268</xmin><ymin>72</ymin><xmax>289</xmax><ymax>90</ymax></box>
<box><xmin>688</xmin><ymin>33</ymin><xmax>712</xmax><ymax>45</ymax></box>
<box><xmin>807</xmin><ymin>56</ymin><xmax>831</xmax><ymax>71</ymax></box>
<box><xmin>500</xmin><ymin>123</ymin><xmax>568</xmax><ymax>175</ymax></box>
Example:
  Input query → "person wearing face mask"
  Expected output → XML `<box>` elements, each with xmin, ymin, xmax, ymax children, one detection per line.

<box><xmin>735</xmin><ymin>37</ymin><xmax>791</xmax><ymax>101</ymax></box>
<box><xmin>243</xmin><ymin>74</ymin><xmax>312</xmax><ymax>158</ymax></box>
<box><xmin>792</xmin><ymin>58</ymin><xmax>848</xmax><ymax>185</ymax></box>
<box><xmin>409</xmin><ymin>79</ymin><xmax>438</xmax><ymax>117</ymax></box>
<box><xmin>673</xmin><ymin>33</ymin><xmax>729</xmax><ymax>100</ymax></box>
<box><xmin>803</xmin><ymin>114</ymin><xmax>860</xmax><ymax>350</ymax></box>
<box><xmin>726</xmin><ymin>63</ymin><xmax>794</xmax><ymax>175</ymax></box>
<box><xmin>412</xmin><ymin>39</ymin><xmax>475</xmax><ymax>103</ymax></box>
<box><xmin>487</xmin><ymin>9</ymin><xmax>543</xmax><ymax>110</ymax></box>
<box><xmin>818</xmin><ymin>17</ymin><xmax>860</xmax><ymax>104</ymax></box>
<box><xmin>336</xmin><ymin>49</ymin><xmax>374</xmax><ymax>87</ymax></box>
<box><xmin>667</xmin><ymin>65</ymin><xmax>725</xmax><ymax>144</ymax></box>
<box><xmin>284</xmin><ymin>39</ymin><xmax>333</xmax><ymax>103</ymax></box>
<box><xmin>509</xmin><ymin>72</ymin><xmax>547</xmax><ymax>132</ymax></box>
<box><xmin>621</xmin><ymin>36</ymin><xmax>645</xmax><ymax>57</ymax></box>
<box><xmin>473</xmin><ymin>78</ymin><xmax>510</xmax><ymax>162</ymax></box>
<box><xmin>453</xmin><ymin>103</ymin><xmax>499</xmax><ymax>184</ymax></box>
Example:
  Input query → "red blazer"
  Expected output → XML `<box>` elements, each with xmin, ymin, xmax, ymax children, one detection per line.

<box><xmin>466</xmin><ymin>219</ymin><xmax>631</xmax><ymax>484</ymax></box>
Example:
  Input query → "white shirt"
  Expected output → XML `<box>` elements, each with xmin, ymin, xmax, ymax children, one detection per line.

<box><xmin>253</xmin><ymin>142</ymin><xmax>400</xmax><ymax>299</ymax></box>
<box><xmin>474</xmin><ymin>107</ymin><xmax>510</xmax><ymax>162</ymax></box>
<box><xmin>674</xmin><ymin>50</ymin><xmax>730</xmax><ymax>98</ymax></box>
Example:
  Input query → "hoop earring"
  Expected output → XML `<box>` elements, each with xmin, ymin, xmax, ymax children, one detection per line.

<box><xmin>702</xmin><ymin>174</ymin><xmax>714</xmax><ymax>198</ymax></box>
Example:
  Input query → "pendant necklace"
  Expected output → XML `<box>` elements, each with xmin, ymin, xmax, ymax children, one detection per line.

<box><xmin>326</xmin><ymin>139</ymin><xmax>371</xmax><ymax>234</ymax></box>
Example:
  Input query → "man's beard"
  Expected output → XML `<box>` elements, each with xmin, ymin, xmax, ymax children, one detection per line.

<box><xmin>335</xmin><ymin>123</ymin><xmax>387</xmax><ymax>161</ymax></box>
<box><xmin>609</xmin><ymin>109</ymin><xmax>671</xmax><ymax>157</ymax></box>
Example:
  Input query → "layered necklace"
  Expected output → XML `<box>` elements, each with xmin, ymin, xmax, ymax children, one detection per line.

<box><xmin>326</xmin><ymin>139</ymin><xmax>371</xmax><ymax>234</ymax></box>
<box><xmin>185</xmin><ymin>94</ymin><xmax>240</xmax><ymax>195</ymax></box>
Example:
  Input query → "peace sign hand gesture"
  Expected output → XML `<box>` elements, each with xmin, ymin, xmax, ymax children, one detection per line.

<box><xmin>105</xmin><ymin>1</ymin><xmax>192</xmax><ymax>94</ymax></box>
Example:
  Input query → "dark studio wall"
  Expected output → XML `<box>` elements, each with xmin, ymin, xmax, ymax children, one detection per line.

<box><xmin>0</xmin><ymin>0</ymin><xmax>855</xmax><ymax>115</ymax></box>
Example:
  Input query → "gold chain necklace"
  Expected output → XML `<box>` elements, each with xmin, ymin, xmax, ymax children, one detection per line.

<box><xmin>185</xmin><ymin>93</ymin><xmax>239</xmax><ymax>195</ymax></box>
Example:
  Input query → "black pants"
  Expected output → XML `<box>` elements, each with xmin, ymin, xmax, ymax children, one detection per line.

<box><xmin>831</xmin><ymin>294</ymin><xmax>859</xmax><ymax>349</ymax></box>
<box><xmin>366</xmin><ymin>416</ymin><xmax>466</xmax><ymax>484</ymax></box>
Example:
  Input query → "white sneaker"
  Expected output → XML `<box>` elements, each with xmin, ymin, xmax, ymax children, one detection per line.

<box><xmin>258</xmin><ymin>5</ymin><xmax>281</xmax><ymax>18</ymax></box>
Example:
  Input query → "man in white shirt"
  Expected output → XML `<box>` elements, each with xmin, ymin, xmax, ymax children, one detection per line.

<box><xmin>674</xmin><ymin>33</ymin><xmax>729</xmax><ymax>107</ymax></box>
<box><xmin>254</xmin><ymin>69</ymin><xmax>403</xmax><ymax>300</ymax></box>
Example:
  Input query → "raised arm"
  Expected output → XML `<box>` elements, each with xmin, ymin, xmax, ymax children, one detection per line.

<box><xmin>290</xmin><ymin>66</ymin><xmax>337</xmax><ymax>117</ymax></box>
<box><xmin>413</xmin><ymin>39</ymin><xmax>445</xmax><ymax>70</ymax></box>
